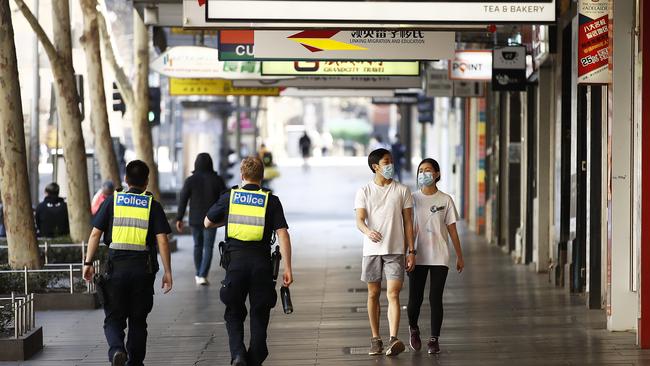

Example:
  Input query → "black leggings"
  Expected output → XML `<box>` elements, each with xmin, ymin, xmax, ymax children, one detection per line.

<box><xmin>407</xmin><ymin>265</ymin><xmax>449</xmax><ymax>337</ymax></box>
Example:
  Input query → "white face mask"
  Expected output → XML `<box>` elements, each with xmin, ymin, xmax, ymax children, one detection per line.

<box><xmin>380</xmin><ymin>164</ymin><xmax>395</xmax><ymax>179</ymax></box>
<box><xmin>418</xmin><ymin>172</ymin><xmax>435</xmax><ymax>187</ymax></box>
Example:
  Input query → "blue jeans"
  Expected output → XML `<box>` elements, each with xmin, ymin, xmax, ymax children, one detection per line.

<box><xmin>191</xmin><ymin>225</ymin><xmax>217</xmax><ymax>278</ymax></box>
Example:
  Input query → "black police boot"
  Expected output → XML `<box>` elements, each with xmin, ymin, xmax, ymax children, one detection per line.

<box><xmin>112</xmin><ymin>351</ymin><xmax>127</xmax><ymax>366</ymax></box>
<box><xmin>232</xmin><ymin>354</ymin><xmax>247</xmax><ymax>366</ymax></box>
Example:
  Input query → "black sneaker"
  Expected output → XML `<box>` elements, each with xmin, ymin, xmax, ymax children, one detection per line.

<box><xmin>427</xmin><ymin>337</ymin><xmax>440</xmax><ymax>354</ymax></box>
<box><xmin>409</xmin><ymin>325</ymin><xmax>422</xmax><ymax>351</ymax></box>
<box><xmin>232</xmin><ymin>354</ymin><xmax>247</xmax><ymax>366</ymax></box>
<box><xmin>112</xmin><ymin>351</ymin><xmax>127</xmax><ymax>366</ymax></box>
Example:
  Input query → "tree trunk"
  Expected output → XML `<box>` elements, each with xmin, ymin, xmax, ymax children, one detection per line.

<box><xmin>79</xmin><ymin>0</ymin><xmax>120</xmax><ymax>187</ymax></box>
<box><xmin>0</xmin><ymin>0</ymin><xmax>40</xmax><ymax>269</ymax></box>
<box><xmin>131</xmin><ymin>10</ymin><xmax>160</xmax><ymax>199</ymax></box>
<box><xmin>51</xmin><ymin>0</ymin><xmax>92</xmax><ymax>242</ymax></box>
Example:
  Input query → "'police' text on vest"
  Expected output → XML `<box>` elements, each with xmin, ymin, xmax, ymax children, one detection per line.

<box><xmin>116</xmin><ymin>194</ymin><xmax>150</xmax><ymax>209</ymax></box>
<box><xmin>232</xmin><ymin>191</ymin><xmax>266</xmax><ymax>208</ymax></box>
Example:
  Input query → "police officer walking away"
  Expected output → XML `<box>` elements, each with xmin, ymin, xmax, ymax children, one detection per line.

<box><xmin>204</xmin><ymin>156</ymin><xmax>293</xmax><ymax>366</ymax></box>
<box><xmin>83</xmin><ymin>160</ymin><xmax>173</xmax><ymax>366</ymax></box>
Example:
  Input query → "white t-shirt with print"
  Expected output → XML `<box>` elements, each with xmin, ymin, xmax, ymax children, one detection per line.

<box><xmin>354</xmin><ymin>180</ymin><xmax>413</xmax><ymax>256</ymax></box>
<box><xmin>412</xmin><ymin>190</ymin><xmax>459</xmax><ymax>267</ymax></box>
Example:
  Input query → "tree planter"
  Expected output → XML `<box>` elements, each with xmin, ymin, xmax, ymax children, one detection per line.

<box><xmin>0</xmin><ymin>327</ymin><xmax>43</xmax><ymax>361</ymax></box>
<box><xmin>33</xmin><ymin>292</ymin><xmax>99</xmax><ymax>311</ymax></box>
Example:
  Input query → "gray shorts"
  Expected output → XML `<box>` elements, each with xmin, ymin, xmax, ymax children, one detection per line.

<box><xmin>360</xmin><ymin>254</ymin><xmax>405</xmax><ymax>283</ymax></box>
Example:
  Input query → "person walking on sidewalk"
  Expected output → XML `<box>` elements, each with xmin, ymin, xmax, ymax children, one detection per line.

<box><xmin>83</xmin><ymin>160</ymin><xmax>173</xmax><ymax>366</ymax></box>
<box><xmin>204</xmin><ymin>156</ymin><xmax>293</xmax><ymax>366</ymax></box>
<box><xmin>354</xmin><ymin>148</ymin><xmax>416</xmax><ymax>357</ymax></box>
<box><xmin>407</xmin><ymin>158</ymin><xmax>464</xmax><ymax>355</ymax></box>
<box><xmin>176</xmin><ymin>153</ymin><xmax>227</xmax><ymax>285</ymax></box>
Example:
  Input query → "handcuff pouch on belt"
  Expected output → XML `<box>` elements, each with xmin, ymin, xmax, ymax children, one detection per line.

<box><xmin>219</xmin><ymin>241</ymin><xmax>230</xmax><ymax>269</ymax></box>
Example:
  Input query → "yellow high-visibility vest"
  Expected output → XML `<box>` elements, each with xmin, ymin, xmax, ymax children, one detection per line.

<box><xmin>227</xmin><ymin>188</ymin><xmax>269</xmax><ymax>242</ymax></box>
<box><xmin>111</xmin><ymin>192</ymin><xmax>152</xmax><ymax>251</ymax></box>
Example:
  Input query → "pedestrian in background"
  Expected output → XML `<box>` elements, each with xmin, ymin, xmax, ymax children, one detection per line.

<box><xmin>92</xmin><ymin>181</ymin><xmax>116</xmax><ymax>216</ymax></box>
<box><xmin>407</xmin><ymin>158</ymin><xmax>464</xmax><ymax>355</ymax></box>
<box><xmin>299</xmin><ymin>132</ymin><xmax>312</xmax><ymax>171</ymax></box>
<box><xmin>391</xmin><ymin>134</ymin><xmax>406</xmax><ymax>182</ymax></box>
<box><xmin>176</xmin><ymin>153</ymin><xmax>226</xmax><ymax>286</ymax></box>
<box><xmin>0</xmin><ymin>196</ymin><xmax>5</xmax><ymax>238</ymax></box>
<box><xmin>35</xmin><ymin>182</ymin><xmax>69</xmax><ymax>238</ymax></box>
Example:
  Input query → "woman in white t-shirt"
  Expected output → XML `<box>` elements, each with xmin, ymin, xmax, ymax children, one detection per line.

<box><xmin>407</xmin><ymin>158</ymin><xmax>464</xmax><ymax>355</ymax></box>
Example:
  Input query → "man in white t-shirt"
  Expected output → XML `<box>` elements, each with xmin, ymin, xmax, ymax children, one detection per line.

<box><xmin>354</xmin><ymin>148</ymin><xmax>415</xmax><ymax>357</ymax></box>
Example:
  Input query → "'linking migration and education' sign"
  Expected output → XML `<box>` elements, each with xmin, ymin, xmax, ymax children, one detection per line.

<box><xmin>218</xmin><ymin>30</ymin><xmax>454</xmax><ymax>61</ymax></box>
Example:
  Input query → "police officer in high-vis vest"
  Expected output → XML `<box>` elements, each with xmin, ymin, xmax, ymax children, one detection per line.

<box><xmin>204</xmin><ymin>156</ymin><xmax>293</xmax><ymax>366</ymax></box>
<box><xmin>83</xmin><ymin>160</ymin><xmax>173</xmax><ymax>366</ymax></box>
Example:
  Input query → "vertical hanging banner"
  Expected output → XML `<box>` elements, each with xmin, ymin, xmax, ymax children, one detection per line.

<box><xmin>577</xmin><ymin>0</ymin><xmax>611</xmax><ymax>84</ymax></box>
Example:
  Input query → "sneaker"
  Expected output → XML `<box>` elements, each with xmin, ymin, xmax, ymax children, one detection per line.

<box><xmin>195</xmin><ymin>276</ymin><xmax>202</xmax><ymax>285</ymax></box>
<box><xmin>409</xmin><ymin>325</ymin><xmax>422</xmax><ymax>351</ymax></box>
<box><xmin>200</xmin><ymin>277</ymin><xmax>210</xmax><ymax>286</ymax></box>
<box><xmin>368</xmin><ymin>337</ymin><xmax>383</xmax><ymax>355</ymax></box>
<box><xmin>427</xmin><ymin>337</ymin><xmax>440</xmax><ymax>354</ymax></box>
<box><xmin>112</xmin><ymin>351</ymin><xmax>127</xmax><ymax>366</ymax></box>
<box><xmin>385</xmin><ymin>337</ymin><xmax>405</xmax><ymax>356</ymax></box>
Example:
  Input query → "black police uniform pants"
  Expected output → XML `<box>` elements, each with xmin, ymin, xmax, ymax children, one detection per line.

<box><xmin>104</xmin><ymin>264</ymin><xmax>155</xmax><ymax>366</ymax></box>
<box><xmin>220</xmin><ymin>255</ymin><xmax>277</xmax><ymax>366</ymax></box>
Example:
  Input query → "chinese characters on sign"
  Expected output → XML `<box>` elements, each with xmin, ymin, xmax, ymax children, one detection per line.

<box><xmin>577</xmin><ymin>0</ymin><xmax>611</xmax><ymax>84</ymax></box>
<box><xmin>219</xmin><ymin>30</ymin><xmax>453</xmax><ymax>61</ymax></box>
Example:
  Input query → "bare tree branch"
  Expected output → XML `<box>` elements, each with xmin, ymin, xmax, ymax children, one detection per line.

<box><xmin>13</xmin><ymin>0</ymin><xmax>58</xmax><ymax>63</ymax></box>
<box><xmin>96</xmin><ymin>7</ymin><xmax>134</xmax><ymax>105</ymax></box>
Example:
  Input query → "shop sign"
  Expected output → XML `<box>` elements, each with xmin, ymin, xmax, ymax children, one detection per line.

<box><xmin>218</xmin><ymin>29</ymin><xmax>454</xmax><ymax>61</ymax></box>
<box><xmin>185</xmin><ymin>0</ymin><xmax>556</xmax><ymax>28</ymax></box>
<box><xmin>169</xmin><ymin>78</ymin><xmax>280</xmax><ymax>96</ymax></box>
<box><xmin>261</xmin><ymin>61</ymin><xmax>420</xmax><ymax>76</ymax></box>
<box><xmin>449</xmin><ymin>51</ymin><xmax>492</xmax><ymax>81</ymax></box>
<box><xmin>151</xmin><ymin>47</ymin><xmax>275</xmax><ymax>79</ymax></box>
<box><xmin>425</xmin><ymin>68</ymin><xmax>453</xmax><ymax>97</ymax></box>
<box><xmin>453</xmin><ymin>81</ymin><xmax>485</xmax><ymax>97</ymax></box>
<box><xmin>233</xmin><ymin>76</ymin><xmax>422</xmax><ymax>89</ymax></box>
<box><xmin>577</xmin><ymin>0</ymin><xmax>611</xmax><ymax>84</ymax></box>
<box><xmin>492</xmin><ymin>46</ymin><xmax>527</xmax><ymax>91</ymax></box>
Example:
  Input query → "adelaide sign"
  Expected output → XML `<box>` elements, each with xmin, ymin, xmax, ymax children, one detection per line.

<box><xmin>218</xmin><ymin>30</ymin><xmax>454</xmax><ymax>61</ymax></box>
<box><xmin>577</xmin><ymin>0</ymin><xmax>610</xmax><ymax>84</ymax></box>
<box><xmin>183</xmin><ymin>0</ymin><xmax>556</xmax><ymax>28</ymax></box>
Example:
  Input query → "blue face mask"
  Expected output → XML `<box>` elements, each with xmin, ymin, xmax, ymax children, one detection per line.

<box><xmin>380</xmin><ymin>164</ymin><xmax>395</xmax><ymax>180</ymax></box>
<box><xmin>418</xmin><ymin>172</ymin><xmax>435</xmax><ymax>187</ymax></box>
